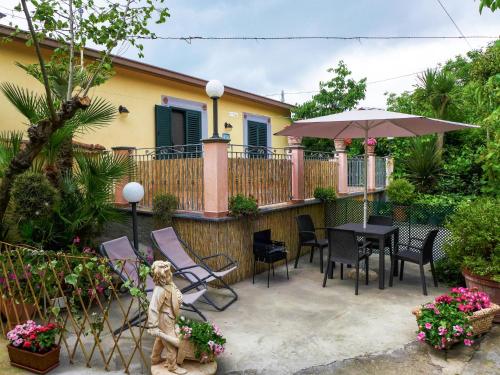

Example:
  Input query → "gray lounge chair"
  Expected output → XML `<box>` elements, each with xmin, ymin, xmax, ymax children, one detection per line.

<box><xmin>99</xmin><ymin>236</ymin><xmax>207</xmax><ymax>328</ymax></box>
<box><xmin>151</xmin><ymin>227</ymin><xmax>238</xmax><ymax>311</ymax></box>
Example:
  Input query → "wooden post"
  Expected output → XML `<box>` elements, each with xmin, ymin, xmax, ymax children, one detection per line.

<box><xmin>203</xmin><ymin>138</ymin><xmax>230</xmax><ymax>217</ymax></box>
<box><xmin>289</xmin><ymin>145</ymin><xmax>305</xmax><ymax>203</ymax></box>
<box><xmin>112</xmin><ymin>146</ymin><xmax>135</xmax><ymax>206</ymax></box>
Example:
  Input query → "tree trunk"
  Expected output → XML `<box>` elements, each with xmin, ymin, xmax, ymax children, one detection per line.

<box><xmin>0</xmin><ymin>97</ymin><xmax>90</xmax><ymax>224</ymax></box>
<box><xmin>57</xmin><ymin>136</ymin><xmax>74</xmax><ymax>178</ymax></box>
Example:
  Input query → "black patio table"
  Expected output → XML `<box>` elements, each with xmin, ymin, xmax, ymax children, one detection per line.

<box><xmin>331</xmin><ymin>223</ymin><xmax>399</xmax><ymax>289</ymax></box>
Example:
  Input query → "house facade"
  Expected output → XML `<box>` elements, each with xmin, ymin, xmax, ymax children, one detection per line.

<box><xmin>0</xmin><ymin>27</ymin><xmax>293</xmax><ymax>151</ymax></box>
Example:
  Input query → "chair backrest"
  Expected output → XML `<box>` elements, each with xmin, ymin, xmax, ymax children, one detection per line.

<box><xmin>368</xmin><ymin>215</ymin><xmax>393</xmax><ymax>226</ymax></box>
<box><xmin>296</xmin><ymin>214</ymin><xmax>315</xmax><ymax>242</ymax></box>
<box><xmin>151</xmin><ymin>227</ymin><xmax>197</xmax><ymax>270</ymax></box>
<box><xmin>422</xmin><ymin>229</ymin><xmax>439</xmax><ymax>262</ymax></box>
<box><xmin>99</xmin><ymin>236</ymin><xmax>154</xmax><ymax>291</ymax></box>
<box><xmin>327</xmin><ymin>229</ymin><xmax>359</xmax><ymax>263</ymax></box>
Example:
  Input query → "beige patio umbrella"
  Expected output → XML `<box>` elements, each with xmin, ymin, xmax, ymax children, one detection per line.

<box><xmin>275</xmin><ymin>108</ymin><xmax>477</xmax><ymax>228</ymax></box>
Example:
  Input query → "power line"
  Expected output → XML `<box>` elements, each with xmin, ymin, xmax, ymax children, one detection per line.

<box><xmin>264</xmin><ymin>70</ymin><xmax>426</xmax><ymax>97</ymax></box>
<box><xmin>138</xmin><ymin>34</ymin><xmax>496</xmax><ymax>43</ymax></box>
<box><xmin>435</xmin><ymin>0</ymin><xmax>472</xmax><ymax>48</ymax></box>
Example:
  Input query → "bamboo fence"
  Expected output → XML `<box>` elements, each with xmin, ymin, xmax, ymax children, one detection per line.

<box><xmin>304</xmin><ymin>158</ymin><xmax>337</xmax><ymax>198</ymax></box>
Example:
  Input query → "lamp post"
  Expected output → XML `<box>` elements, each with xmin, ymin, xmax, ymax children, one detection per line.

<box><xmin>122</xmin><ymin>182</ymin><xmax>144</xmax><ymax>250</ymax></box>
<box><xmin>205</xmin><ymin>79</ymin><xmax>224</xmax><ymax>138</ymax></box>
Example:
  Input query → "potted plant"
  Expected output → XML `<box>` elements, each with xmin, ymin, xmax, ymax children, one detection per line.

<box><xmin>228</xmin><ymin>194</ymin><xmax>259</xmax><ymax>219</ymax></box>
<box><xmin>176</xmin><ymin>317</ymin><xmax>226</xmax><ymax>364</ymax></box>
<box><xmin>386</xmin><ymin>178</ymin><xmax>415</xmax><ymax>221</ymax></box>
<box><xmin>364</xmin><ymin>137</ymin><xmax>377</xmax><ymax>154</ymax></box>
<box><xmin>444</xmin><ymin>198</ymin><xmax>500</xmax><ymax>322</ymax></box>
<box><xmin>6</xmin><ymin>320</ymin><xmax>61</xmax><ymax>374</ymax></box>
<box><xmin>412</xmin><ymin>287</ymin><xmax>499</xmax><ymax>350</ymax></box>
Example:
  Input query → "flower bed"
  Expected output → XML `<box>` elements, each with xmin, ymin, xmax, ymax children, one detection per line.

<box><xmin>412</xmin><ymin>287</ymin><xmax>499</xmax><ymax>350</ymax></box>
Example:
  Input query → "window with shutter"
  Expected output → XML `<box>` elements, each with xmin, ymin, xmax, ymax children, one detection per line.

<box><xmin>155</xmin><ymin>105</ymin><xmax>172</xmax><ymax>148</ymax></box>
<box><xmin>247</xmin><ymin>120</ymin><xmax>268</xmax><ymax>158</ymax></box>
<box><xmin>185</xmin><ymin>109</ymin><xmax>202</xmax><ymax>156</ymax></box>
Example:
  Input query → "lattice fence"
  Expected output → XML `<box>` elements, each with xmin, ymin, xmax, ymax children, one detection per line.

<box><xmin>325</xmin><ymin>199</ymin><xmax>457</xmax><ymax>259</ymax></box>
<box><xmin>0</xmin><ymin>243</ymin><xmax>150</xmax><ymax>373</ymax></box>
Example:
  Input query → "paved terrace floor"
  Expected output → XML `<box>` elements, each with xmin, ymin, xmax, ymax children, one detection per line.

<box><xmin>2</xmin><ymin>255</ymin><xmax>498</xmax><ymax>374</ymax></box>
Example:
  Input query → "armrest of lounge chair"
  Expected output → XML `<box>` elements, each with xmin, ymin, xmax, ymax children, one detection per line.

<box><xmin>201</xmin><ymin>253</ymin><xmax>238</xmax><ymax>271</ymax></box>
<box><xmin>173</xmin><ymin>269</ymin><xmax>207</xmax><ymax>292</ymax></box>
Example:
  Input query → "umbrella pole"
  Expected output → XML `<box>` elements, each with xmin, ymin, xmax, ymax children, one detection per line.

<box><xmin>363</xmin><ymin>128</ymin><xmax>368</xmax><ymax>229</ymax></box>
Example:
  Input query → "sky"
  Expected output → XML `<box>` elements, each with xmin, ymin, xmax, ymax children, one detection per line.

<box><xmin>1</xmin><ymin>0</ymin><xmax>499</xmax><ymax>108</ymax></box>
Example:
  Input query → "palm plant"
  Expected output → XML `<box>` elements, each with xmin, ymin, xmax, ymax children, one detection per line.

<box><xmin>403</xmin><ymin>137</ymin><xmax>442</xmax><ymax>193</ymax></box>
<box><xmin>0</xmin><ymin>131</ymin><xmax>23</xmax><ymax>178</ymax></box>
<box><xmin>417</xmin><ymin>68</ymin><xmax>457</xmax><ymax>149</ymax></box>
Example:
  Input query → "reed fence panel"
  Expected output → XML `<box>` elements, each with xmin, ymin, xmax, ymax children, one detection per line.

<box><xmin>132</xmin><ymin>146</ymin><xmax>203</xmax><ymax>211</ymax></box>
<box><xmin>228</xmin><ymin>145</ymin><xmax>292</xmax><ymax>206</ymax></box>
<box><xmin>304</xmin><ymin>151</ymin><xmax>337</xmax><ymax>198</ymax></box>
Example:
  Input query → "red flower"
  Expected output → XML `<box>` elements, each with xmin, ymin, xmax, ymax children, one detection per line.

<box><xmin>29</xmin><ymin>334</ymin><xmax>36</xmax><ymax>340</ymax></box>
<box><xmin>23</xmin><ymin>341</ymin><xmax>31</xmax><ymax>349</ymax></box>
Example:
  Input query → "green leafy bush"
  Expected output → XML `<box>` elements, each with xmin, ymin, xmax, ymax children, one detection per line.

<box><xmin>313</xmin><ymin>187</ymin><xmax>336</xmax><ymax>202</ymax></box>
<box><xmin>444</xmin><ymin>198</ymin><xmax>500</xmax><ymax>282</ymax></box>
<box><xmin>386</xmin><ymin>178</ymin><xmax>415</xmax><ymax>205</ymax></box>
<box><xmin>152</xmin><ymin>193</ymin><xmax>178</xmax><ymax>228</ymax></box>
<box><xmin>11</xmin><ymin>172</ymin><xmax>58</xmax><ymax>221</ymax></box>
<box><xmin>403</xmin><ymin>137</ymin><xmax>442</xmax><ymax>193</ymax></box>
<box><xmin>434</xmin><ymin>257</ymin><xmax>465</xmax><ymax>287</ymax></box>
<box><xmin>228</xmin><ymin>194</ymin><xmax>258</xmax><ymax>218</ymax></box>
<box><xmin>177</xmin><ymin>317</ymin><xmax>226</xmax><ymax>361</ymax></box>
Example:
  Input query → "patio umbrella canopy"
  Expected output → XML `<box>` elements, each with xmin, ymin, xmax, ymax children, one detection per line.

<box><xmin>275</xmin><ymin>108</ymin><xmax>477</xmax><ymax>228</ymax></box>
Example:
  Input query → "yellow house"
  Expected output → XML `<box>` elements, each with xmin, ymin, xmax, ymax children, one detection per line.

<box><xmin>0</xmin><ymin>26</ymin><xmax>293</xmax><ymax>150</ymax></box>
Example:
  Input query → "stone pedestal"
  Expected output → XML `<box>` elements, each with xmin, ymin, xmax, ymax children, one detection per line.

<box><xmin>151</xmin><ymin>360</ymin><xmax>217</xmax><ymax>375</ymax></box>
<box><xmin>202</xmin><ymin>138</ymin><xmax>230</xmax><ymax>217</ymax></box>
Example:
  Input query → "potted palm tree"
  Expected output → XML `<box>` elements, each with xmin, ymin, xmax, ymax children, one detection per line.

<box><xmin>386</xmin><ymin>179</ymin><xmax>415</xmax><ymax>221</ymax></box>
<box><xmin>444</xmin><ymin>198</ymin><xmax>500</xmax><ymax>322</ymax></box>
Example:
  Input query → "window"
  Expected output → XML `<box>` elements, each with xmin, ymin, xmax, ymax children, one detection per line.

<box><xmin>247</xmin><ymin>120</ymin><xmax>268</xmax><ymax>158</ymax></box>
<box><xmin>155</xmin><ymin>105</ymin><xmax>202</xmax><ymax>157</ymax></box>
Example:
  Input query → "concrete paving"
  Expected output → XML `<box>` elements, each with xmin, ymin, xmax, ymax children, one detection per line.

<box><xmin>1</xmin><ymin>254</ymin><xmax>498</xmax><ymax>374</ymax></box>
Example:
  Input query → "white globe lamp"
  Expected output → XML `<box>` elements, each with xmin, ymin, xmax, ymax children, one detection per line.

<box><xmin>122</xmin><ymin>182</ymin><xmax>144</xmax><ymax>249</ymax></box>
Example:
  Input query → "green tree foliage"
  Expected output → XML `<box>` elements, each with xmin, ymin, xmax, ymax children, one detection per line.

<box><xmin>403</xmin><ymin>137</ymin><xmax>442</xmax><ymax>193</ymax></box>
<box><xmin>386</xmin><ymin>40</ymin><xmax>500</xmax><ymax>197</ymax></box>
<box><xmin>293</xmin><ymin>61</ymin><xmax>367</xmax><ymax>152</ymax></box>
<box><xmin>478</xmin><ymin>0</ymin><xmax>499</xmax><ymax>12</ymax></box>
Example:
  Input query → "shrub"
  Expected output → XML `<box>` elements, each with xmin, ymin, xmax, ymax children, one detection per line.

<box><xmin>403</xmin><ymin>137</ymin><xmax>442</xmax><ymax>193</ymax></box>
<box><xmin>386</xmin><ymin>178</ymin><xmax>415</xmax><ymax>205</ymax></box>
<box><xmin>228</xmin><ymin>194</ymin><xmax>258</xmax><ymax>218</ymax></box>
<box><xmin>152</xmin><ymin>194</ymin><xmax>178</xmax><ymax>228</ymax></box>
<box><xmin>434</xmin><ymin>257</ymin><xmax>466</xmax><ymax>287</ymax></box>
<box><xmin>313</xmin><ymin>187</ymin><xmax>336</xmax><ymax>202</ymax></box>
<box><xmin>444</xmin><ymin>198</ymin><xmax>500</xmax><ymax>282</ymax></box>
<box><xmin>11</xmin><ymin>172</ymin><xmax>58</xmax><ymax>221</ymax></box>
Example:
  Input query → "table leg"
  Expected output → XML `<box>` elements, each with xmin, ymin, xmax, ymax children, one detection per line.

<box><xmin>393</xmin><ymin>229</ymin><xmax>399</xmax><ymax>277</ymax></box>
<box><xmin>379</xmin><ymin>236</ymin><xmax>385</xmax><ymax>289</ymax></box>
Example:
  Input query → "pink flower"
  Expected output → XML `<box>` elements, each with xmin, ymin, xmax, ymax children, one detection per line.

<box><xmin>424</xmin><ymin>323</ymin><xmax>432</xmax><ymax>329</ymax></box>
<box><xmin>417</xmin><ymin>331</ymin><xmax>426</xmax><ymax>342</ymax></box>
<box><xmin>438</xmin><ymin>326</ymin><xmax>447</xmax><ymax>336</ymax></box>
<box><xmin>73</xmin><ymin>236</ymin><xmax>80</xmax><ymax>244</ymax></box>
<box><xmin>365</xmin><ymin>137</ymin><xmax>377</xmax><ymax>146</ymax></box>
<box><xmin>463</xmin><ymin>339</ymin><xmax>473</xmax><ymax>346</ymax></box>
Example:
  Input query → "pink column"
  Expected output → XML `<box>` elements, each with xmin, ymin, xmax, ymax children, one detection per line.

<box><xmin>334</xmin><ymin>139</ymin><xmax>348</xmax><ymax>195</ymax></box>
<box><xmin>203</xmin><ymin>138</ymin><xmax>230</xmax><ymax>217</ymax></box>
<box><xmin>289</xmin><ymin>145</ymin><xmax>305</xmax><ymax>203</ymax></box>
<box><xmin>112</xmin><ymin>146</ymin><xmax>135</xmax><ymax>206</ymax></box>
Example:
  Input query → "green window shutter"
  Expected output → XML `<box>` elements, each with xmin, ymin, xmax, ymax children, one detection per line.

<box><xmin>185</xmin><ymin>109</ymin><xmax>202</xmax><ymax>144</ymax></box>
<box><xmin>247</xmin><ymin>120</ymin><xmax>259</xmax><ymax>147</ymax></box>
<box><xmin>155</xmin><ymin>105</ymin><xmax>172</xmax><ymax>147</ymax></box>
<box><xmin>257</xmin><ymin>122</ymin><xmax>268</xmax><ymax>148</ymax></box>
<box><xmin>247</xmin><ymin>120</ymin><xmax>268</xmax><ymax>158</ymax></box>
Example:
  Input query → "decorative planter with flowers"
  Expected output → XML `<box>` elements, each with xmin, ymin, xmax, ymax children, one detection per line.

<box><xmin>412</xmin><ymin>287</ymin><xmax>500</xmax><ymax>350</ymax></box>
<box><xmin>176</xmin><ymin>316</ymin><xmax>226</xmax><ymax>364</ymax></box>
<box><xmin>334</xmin><ymin>138</ymin><xmax>349</xmax><ymax>152</ymax></box>
<box><xmin>6</xmin><ymin>320</ymin><xmax>60</xmax><ymax>374</ymax></box>
<box><xmin>364</xmin><ymin>137</ymin><xmax>377</xmax><ymax>154</ymax></box>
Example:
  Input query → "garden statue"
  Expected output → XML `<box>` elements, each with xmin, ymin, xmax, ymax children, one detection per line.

<box><xmin>148</xmin><ymin>260</ymin><xmax>187</xmax><ymax>375</ymax></box>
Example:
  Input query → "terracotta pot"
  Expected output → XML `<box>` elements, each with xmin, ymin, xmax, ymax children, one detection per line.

<box><xmin>7</xmin><ymin>344</ymin><xmax>60</xmax><ymax>374</ymax></box>
<box><xmin>463</xmin><ymin>269</ymin><xmax>500</xmax><ymax>323</ymax></box>
<box><xmin>365</xmin><ymin>144</ymin><xmax>376</xmax><ymax>154</ymax></box>
<box><xmin>393</xmin><ymin>205</ymin><xmax>408</xmax><ymax>222</ymax></box>
<box><xmin>287</xmin><ymin>136</ymin><xmax>302</xmax><ymax>146</ymax></box>
<box><xmin>0</xmin><ymin>299</ymin><xmax>35</xmax><ymax>330</ymax></box>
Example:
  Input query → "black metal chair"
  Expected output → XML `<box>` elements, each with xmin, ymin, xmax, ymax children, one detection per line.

<box><xmin>295</xmin><ymin>214</ymin><xmax>329</xmax><ymax>273</ymax></box>
<box><xmin>389</xmin><ymin>229</ymin><xmax>439</xmax><ymax>295</ymax></box>
<box><xmin>323</xmin><ymin>229</ymin><xmax>372</xmax><ymax>295</ymax></box>
<box><xmin>253</xmin><ymin>229</ymin><xmax>289</xmax><ymax>288</ymax></box>
<box><xmin>367</xmin><ymin>215</ymin><xmax>396</xmax><ymax>273</ymax></box>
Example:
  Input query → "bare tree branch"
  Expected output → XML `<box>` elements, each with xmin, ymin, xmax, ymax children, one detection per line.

<box><xmin>20</xmin><ymin>0</ymin><xmax>57</xmax><ymax>121</ymax></box>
